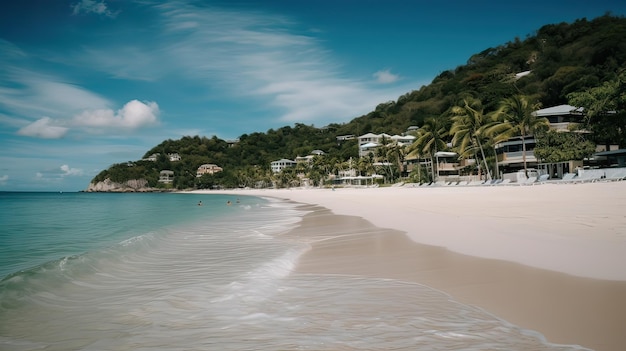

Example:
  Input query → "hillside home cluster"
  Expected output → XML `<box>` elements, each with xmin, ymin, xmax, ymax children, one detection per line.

<box><xmin>270</xmin><ymin>150</ymin><xmax>326</xmax><ymax>173</ymax></box>
<box><xmin>270</xmin><ymin>104</ymin><xmax>624</xmax><ymax>183</ymax></box>
<box><xmin>144</xmin><ymin>153</ymin><xmax>223</xmax><ymax>184</ymax></box>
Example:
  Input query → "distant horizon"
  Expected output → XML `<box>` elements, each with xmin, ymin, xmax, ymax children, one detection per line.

<box><xmin>2</xmin><ymin>0</ymin><xmax>626</xmax><ymax>192</ymax></box>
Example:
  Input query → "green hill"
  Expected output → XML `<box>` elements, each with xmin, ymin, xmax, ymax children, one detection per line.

<box><xmin>90</xmin><ymin>14</ymin><xmax>626</xmax><ymax>190</ymax></box>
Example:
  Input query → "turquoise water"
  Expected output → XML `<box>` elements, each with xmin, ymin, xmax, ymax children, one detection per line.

<box><xmin>0</xmin><ymin>192</ymin><xmax>588</xmax><ymax>350</ymax></box>
<box><xmin>0</xmin><ymin>192</ymin><xmax>234</xmax><ymax>279</ymax></box>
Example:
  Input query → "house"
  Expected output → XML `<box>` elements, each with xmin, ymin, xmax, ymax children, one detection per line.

<box><xmin>357</xmin><ymin>133</ymin><xmax>392</xmax><ymax>157</ymax></box>
<box><xmin>534</xmin><ymin>104</ymin><xmax>585</xmax><ymax>131</ymax></box>
<box><xmin>495</xmin><ymin>104</ymin><xmax>588</xmax><ymax>178</ymax></box>
<box><xmin>336</xmin><ymin>135</ymin><xmax>355</xmax><ymax>142</ymax></box>
<box><xmin>145</xmin><ymin>153</ymin><xmax>159</xmax><ymax>162</ymax></box>
<box><xmin>168</xmin><ymin>153</ymin><xmax>181</xmax><ymax>162</ymax></box>
<box><xmin>271</xmin><ymin>159</ymin><xmax>297</xmax><ymax>173</ymax></box>
<box><xmin>390</xmin><ymin>134</ymin><xmax>416</xmax><ymax>146</ymax></box>
<box><xmin>295</xmin><ymin>155</ymin><xmax>315</xmax><ymax>163</ymax></box>
<box><xmin>295</xmin><ymin>150</ymin><xmax>326</xmax><ymax>164</ymax></box>
<box><xmin>158</xmin><ymin>170</ymin><xmax>174</xmax><ymax>184</ymax></box>
<box><xmin>196</xmin><ymin>164</ymin><xmax>223</xmax><ymax>177</ymax></box>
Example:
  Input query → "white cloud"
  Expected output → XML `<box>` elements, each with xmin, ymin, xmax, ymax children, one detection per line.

<box><xmin>60</xmin><ymin>164</ymin><xmax>84</xmax><ymax>177</ymax></box>
<box><xmin>374</xmin><ymin>69</ymin><xmax>400</xmax><ymax>84</ymax></box>
<box><xmin>73</xmin><ymin>100</ymin><xmax>159</xmax><ymax>129</ymax></box>
<box><xmin>17</xmin><ymin>117</ymin><xmax>69</xmax><ymax>139</ymax></box>
<box><xmin>71</xmin><ymin>0</ymin><xmax>116</xmax><ymax>18</ymax></box>
<box><xmin>0</xmin><ymin>175</ymin><xmax>8</xmax><ymax>185</ymax></box>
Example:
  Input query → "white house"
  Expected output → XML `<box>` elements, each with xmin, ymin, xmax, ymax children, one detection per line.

<box><xmin>271</xmin><ymin>159</ymin><xmax>297</xmax><ymax>173</ymax></box>
<box><xmin>168</xmin><ymin>153</ymin><xmax>181</xmax><ymax>162</ymax></box>
<box><xmin>357</xmin><ymin>133</ymin><xmax>391</xmax><ymax>157</ymax></box>
<box><xmin>158</xmin><ymin>170</ymin><xmax>174</xmax><ymax>183</ymax></box>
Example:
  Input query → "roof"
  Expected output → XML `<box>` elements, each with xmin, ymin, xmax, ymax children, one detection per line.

<box><xmin>534</xmin><ymin>104</ymin><xmax>584</xmax><ymax>117</ymax></box>
<box><xmin>435</xmin><ymin>151</ymin><xmax>457</xmax><ymax>157</ymax></box>
<box><xmin>594</xmin><ymin>149</ymin><xmax>626</xmax><ymax>157</ymax></box>
<box><xmin>360</xmin><ymin>142</ymin><xmax>379</xmax><ymax>148</ymax></box>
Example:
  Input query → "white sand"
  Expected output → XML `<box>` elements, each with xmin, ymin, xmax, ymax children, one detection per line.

<box><xmin>196</xmin><ymin>181</ymin><xmax>626</xmax><ymax>281</ymax></box>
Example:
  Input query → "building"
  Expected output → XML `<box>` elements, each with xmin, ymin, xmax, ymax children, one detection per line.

<box><xmin>271</xmin><ymin>159</ymin><xmax>297</xmax><ymax>173</ymax></box>
<box><xmin>168</xmin><ymin>153</ymin><xmax>181</xmax><ymax>162</ymax></box>
<box><xmin>390</xmin><ymin>134</ymin><xmax>416</xmax><ymax>146</ymax></box>
<box><xmin>336</xmin><ymin>135</ymin><xmax>355</xmax><ymax>142</ymax></box>
<box><xmin>145</xmin><ymin>153</ymin><xmax>159</xmax><ymax>162</ymax></box>
<box><xmin>357</xmin><ymin>133</ymin><xmax>391</xmax><ymax>157</ymax></box>
<box><xmin>295</xmin><ymin>150</ymin><xmax>326</xmax><ymax>164</ymax></box>
<box><xmin>495</xmin><ymin>104</ymin><xmax>588</xmax><ymax>178</ymax></box>
<box><xmin>534</xmin><ymin>104</ymin><xmax>585</xmax><ymax>131</ymax></box>
<box><xmin>357</xmin><ymin>132</ymin><xmax>416</xmax><ymax>157</ymax></box>
<box><xmin>158</xmin><ymin>170</ymin><xmax>174</xmax><ymax>184</ymax></box>
<box><xmin>196</xmin><ymin>164</ymin><xmax>223</xmax><ymax>177</ymax></box>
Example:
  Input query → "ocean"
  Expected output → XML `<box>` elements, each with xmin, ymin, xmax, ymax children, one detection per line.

<box><xmin>0</xmin><ymin>192</ymin><xmax>587</xmax><ymax>350</ymax></box>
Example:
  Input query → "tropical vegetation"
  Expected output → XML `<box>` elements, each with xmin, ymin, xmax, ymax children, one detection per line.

<box><xmin>91</xmin><ymin>14</ymin><xmax>626</xmax><ymax>190</ymax></box>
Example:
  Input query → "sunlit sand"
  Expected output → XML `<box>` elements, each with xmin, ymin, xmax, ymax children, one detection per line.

<box><xmin>194</xmin><ymin>182</ymin><xmax>626</xmax><ymax>350</ymax></box>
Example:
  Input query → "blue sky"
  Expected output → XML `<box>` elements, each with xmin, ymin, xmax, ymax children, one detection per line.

<box><xmin>2</xmin><ymin>0</ymin><xmax>625</xmax><ymax>191</ymax></box>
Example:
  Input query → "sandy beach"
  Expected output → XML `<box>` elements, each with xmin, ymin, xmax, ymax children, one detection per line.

<box><xmin>194</xmin><ymin>182</ymin><xmax>626</xmax><ymax>350</ymax></box>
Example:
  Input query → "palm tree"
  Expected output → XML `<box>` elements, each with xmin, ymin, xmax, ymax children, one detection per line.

<box><xmin>386</xmin><ymin>142</ymin><xmax>405</xmax><ymax>180</ymax></box>
<box><xmin>450</xmin><ymin>98</ymin><xmax>492</xmax><ymax>181</ymax></box>
<box><xmin>489</xmin><ymin>95</ymin><xmax>550</xmax><ymax>177</ymax></box>
<box><xmin>406</xmin><ymin>117</ymin><xmax>448</xmax><ymax>182</ymax></box>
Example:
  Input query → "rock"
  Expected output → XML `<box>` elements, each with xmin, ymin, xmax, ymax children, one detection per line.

<box><xmin>85</xmin><ymin>178</ymin><xmax>156</xmax><ymax>192</ymax></box>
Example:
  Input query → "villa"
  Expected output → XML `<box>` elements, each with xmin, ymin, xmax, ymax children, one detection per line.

<box><xmin>158</xmin><ymin>170</ymin><xmax>174</xmax><ymax>184</ymax></box>
<box><xmin>495</xmin><ymin>104</ymin><xmax>620</xmax><ymax>179</ymax></box>
<box><xmin>196</xmin><ymin>164</ymin><xmax>223</xmax><ymax>177</ymax></box>
<box><xmin>271</xmin><ymin>159</ymin><xmax>297</xmax><ymax>173</ymax></box>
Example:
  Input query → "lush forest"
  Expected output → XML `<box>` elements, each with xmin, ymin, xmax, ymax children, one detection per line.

<box><xmin>91</xmin><ymin>14</ymin><xmax>626</xmax><ymax>190</ymax></box>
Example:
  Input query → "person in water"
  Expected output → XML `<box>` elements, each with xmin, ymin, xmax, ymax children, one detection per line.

<box><xmin>226</xmin><ymin>200</ymin><xmax>232</xmax><ymax>205</ymax></box>
<box><xmin>198</xmin><ymin>201</ymin><xmax>202</xmax><ymax>206</ymax></box>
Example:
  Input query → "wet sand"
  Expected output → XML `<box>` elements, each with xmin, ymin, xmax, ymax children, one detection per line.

<box><xmin>193</xmin><ymin>182</ymin><xmax>626</xmax><ymax>350</ymax></box>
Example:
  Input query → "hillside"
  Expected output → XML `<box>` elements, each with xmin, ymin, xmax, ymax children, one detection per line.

<box><xmin>89</xmin><ymin>14</ymin><xmax>626</xmax><ymax>191</ymax></box>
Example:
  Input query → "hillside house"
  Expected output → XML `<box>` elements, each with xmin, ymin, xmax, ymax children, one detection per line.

<box><xmin>271</xmin><ymin>159</ymin><xmax>297</xmax><ymax>173</ymax></box>
<box><xmin>196</xmin><ymin>164</ymin><xmax>223</xmax><ymax>177</ymax></box>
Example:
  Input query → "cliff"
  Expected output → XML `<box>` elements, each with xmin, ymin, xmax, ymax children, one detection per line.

<box><xmin>85</xmin><ymin>178</ymin><xmax>156</xmax><ymax>192</ymax></box>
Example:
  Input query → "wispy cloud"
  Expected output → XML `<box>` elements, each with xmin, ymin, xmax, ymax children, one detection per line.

<box><xmin>0</xmin><ymin>60</ymin><xmax>112</xmax><ymax>121</ymax></box>
<box><xmin>71</xmin><ymin>0</ymin><xmax>117</xmax><ymax>18</ymax></box>
<box><xmin>169</xmin><ymin>2</ymin><xmax>407</xmax><ymax>123</ymax></box>
<box><xmin>36</xmin><ymin>164</ymin><xmax>84</xmax><ymax>183</ymax></box>
<box><xmin>0</xmin><ymin>175</ymin><xmax>8</xmax><ymax>186</ymax></box>
<box><xmin>80</xmin><ymin>1</ymin><xmax>411</xmax><ymax>125</ymax></box>
<box><xmin>17</xmin><ymin>117</ymin><xmax>69</xmax><ymax>139</ymax></box>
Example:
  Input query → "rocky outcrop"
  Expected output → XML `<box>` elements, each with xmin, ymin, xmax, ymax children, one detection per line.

<box><xmin>85</xmin><ymin>178</ymin><xmax>156</xmax><ymax>192</ymax></box>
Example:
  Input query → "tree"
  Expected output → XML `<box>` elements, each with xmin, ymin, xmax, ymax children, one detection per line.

<box><xmin>406</xmin><ymin>117</ymin><xmax>449</xmax><ymax>182</ymax></box>
<box><xmin>450</xmin><ymin>98</ymin><xmax>492</xmax><ymax>180</ymax></box>
<box><xmin>386</xmin><ymin>142</ymin><xmax>406</xmax><ymax>180</ymax></box>
<box><xmin>567</xmin><ymin>69</ymin><xmax>626</xmax><ymax>147</ymax></box>
<box><xmin>534</xmin><ymin>130</ymin><xmax>596</xmax><ymax>163</ymax></box>
<box><xmin>490</xmin><ymin>95</ymin><xmax>550</xmax><ymax>177</ymax></box>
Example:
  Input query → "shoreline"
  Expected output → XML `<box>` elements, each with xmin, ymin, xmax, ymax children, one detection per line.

<box><xmin>191</xmin><ymin>182</ymin><xmax>626</xmax><ymax>350</ymax></box>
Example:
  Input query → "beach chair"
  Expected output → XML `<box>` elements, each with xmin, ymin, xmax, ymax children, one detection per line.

<box><xmin>498</xmin><ymin>179</ymin><xmax>512</xmax><ymax>185</ymax></box>
<box><xmin>520</xmin><ymin>176</ymin><xmax>537</xmax><ymax>185</ymax></box>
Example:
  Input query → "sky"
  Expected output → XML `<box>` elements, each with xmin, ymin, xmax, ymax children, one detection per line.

<box><xmin>1</xmin><ymin>0</ymin><xmax>626</xmax><ymax>191</ymax></box>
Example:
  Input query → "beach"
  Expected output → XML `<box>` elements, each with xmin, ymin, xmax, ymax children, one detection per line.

<box><xmin>198</xmin><ymin>182</ymin><xmax>626</xmax><ymax>351</ymax></box>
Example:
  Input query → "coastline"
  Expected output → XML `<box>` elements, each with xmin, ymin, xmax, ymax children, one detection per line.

<box><xmin>191</xmin><ymin>182</ymin><xmax>626</xmax><ymax>350</ymax></box>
